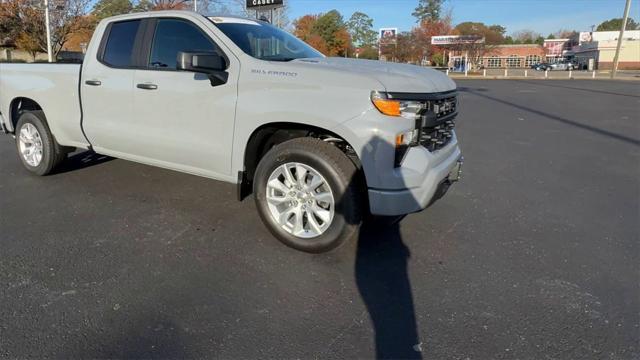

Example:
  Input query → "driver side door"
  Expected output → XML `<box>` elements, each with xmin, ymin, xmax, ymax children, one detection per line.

<box><xmin>130</xmin><ymin>17</ymin><xmax>238</xmax><ymax>180</ymax></box>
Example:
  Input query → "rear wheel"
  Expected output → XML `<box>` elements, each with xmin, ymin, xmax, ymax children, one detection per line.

<box><xmin>15</xmin><ymin>110</ymin><xmax>66</xmax><ymax>176</ymax></box>
<box><xmin>253</xmin><ymin>137</ymin><xmax>362</xmax><ymax>253</ymax></box>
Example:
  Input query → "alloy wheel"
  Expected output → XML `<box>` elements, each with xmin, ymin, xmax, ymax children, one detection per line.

<box><xmin>18</xmin><ymin>123</ymin><xmax>44</xmax><ymax>167</ymax></box>
<box><xmin>265</xmin><ymin>162</ymin><xmax>335</xmax><ymax>238</ymax></box>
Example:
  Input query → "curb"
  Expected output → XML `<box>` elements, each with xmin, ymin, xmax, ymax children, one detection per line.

<box><xmin>447</xmin><ymin>76</ymin><xmax>640</xmax><ymax>81</ymax></box>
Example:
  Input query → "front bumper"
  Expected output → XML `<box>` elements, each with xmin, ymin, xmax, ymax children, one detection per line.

<box><xmin>368</xmin><ymin>143</ymin><xmax>463</xmax><ymax>216</ymax></box>
<box><xmin>0</xmin><ymin>113</ymin><xmax>9</xmax><ymax>134</ymax></box>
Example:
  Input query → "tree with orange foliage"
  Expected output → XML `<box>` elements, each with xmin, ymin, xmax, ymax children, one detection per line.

<box><xmin>293</xmin><ymin>15</ymin><xmax>329</xmax><ymax>54</ymax></box>
<box><xmin>411</xmin><ymin>14</ymin><xmax>453</xmax><ymax>65</ymax></box>
<box><xmin>0</xmin><ymin>0</ymin><xmax>94</xmax><ymax>58</ymax></box>
<box><xmin>0</xmin><ymin>0</ymin><xmax>23</xmax><ymax>46</ymax></box>
<box><xmin>293</xmin><ymin>15</ymin><xmax>319</xmax><ymax>41</ymax></box>
<box><xmin>15</xmin><ymin>31</ymin><xmax>41</xmax><ymax>61</ymax></box>
<box><xmin>292</xmin><ymin>10</ymin><xmax>351</xmax><ymax>57</ymax></box>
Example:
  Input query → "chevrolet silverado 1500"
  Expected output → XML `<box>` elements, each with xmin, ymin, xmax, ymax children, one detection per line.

<box><xmin>0</xmin><ymin>11</ymin><xmax>462</xmax><ymax>252</ymax></box>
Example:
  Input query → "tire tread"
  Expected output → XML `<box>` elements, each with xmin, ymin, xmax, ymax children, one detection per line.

<box><xmin>15</xmin><ymin>110</ymin><xmax>65</xmax><ymax>176</ymax></box>
<box><xmin>253</xmin><ymin>137</ymin><xmax>363</xmax><ymax>253</ymax></box>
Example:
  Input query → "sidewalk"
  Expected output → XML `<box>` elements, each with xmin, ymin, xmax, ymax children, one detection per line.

<box><xmin>444</xmin><ymin>69</ymin><xmax>640</xmax><ymax>81</ymax></box>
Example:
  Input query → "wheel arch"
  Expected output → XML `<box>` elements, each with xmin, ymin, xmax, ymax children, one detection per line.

<box><xmin>9</xmin><ymin>97</ymin><xmax>44</xmax><ymax>132</ymax></box>
<box><xmin>239</xmin><ymin>122</ymin><xmax>364</xmax><ymax>200</ymax></box>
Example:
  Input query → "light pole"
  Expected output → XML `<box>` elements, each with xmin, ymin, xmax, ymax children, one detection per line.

<box><xmin>193</xmin><ymin>0</ymin><xmax>197</xmax><ymax>12</ymax></box>
<box><xmin>43</xmin><ymin>0</ymin><xmax>53</xmax><ymax>62</ymax></box>
<box><xmin>611</xmin><ymin>0</ymin><xmax>632</xmax><ymax>79</ymax></box>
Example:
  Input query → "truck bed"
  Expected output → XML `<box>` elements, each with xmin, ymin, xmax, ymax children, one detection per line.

<box><xmin>0</xmin><ymin>63</ymin><xmax>89</xmax><ymax>148</ymax></box>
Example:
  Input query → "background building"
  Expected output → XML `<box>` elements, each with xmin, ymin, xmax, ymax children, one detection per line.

<box><xmin>543</xmin><ymin>38</ymin><xmax>576</xmax><ymax>63</ymax></box>
<box><xmin>574</xmin><ymin>30</ymin><xmax>640</xmax><ymax>70</ymax></box>
<box><xmin>480</xmin><ymin>44</ymin><xmax>546</xmax><ymax>68</ymax></box>
<box><xmin>447</xmin><ymin>44</ymin><xmax>545</xmax><ymax>70</ymax></box>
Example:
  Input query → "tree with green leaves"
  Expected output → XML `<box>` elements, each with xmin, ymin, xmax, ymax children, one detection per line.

<box><xmin>488</xmin><ymin>25</ymin><xmax>506</xmax><ymax>38</ymax></box>
<box><xmin>346</xmin><ymin>11</ymin><xmax>377</xmax><ymax>47</ymax></box>
<box><xmin>92</xmin><ymin>0</ymin><xmax>133</xmax><ymax>20</ymax></box>
<box><xmin>454</xmin><ymin>22</ymin><xmax>505</xmax><ymax>44</ymax></box>
<box><xmin>132</xmin><ymin>0</ymin><xmax>152</xmax><ymax>12</ymax></box>
<box><xmin>512</xmin><ymin>29</ymin><xmax>541</xmax><ymax>44</ymax></box>
<box><xmin>596</xmin><ymin>17</ymin><xmax>639</xmax><ymax>31</ymax></box>
<box><xmin>312</xmin><ymin>10</ymin><xmax>350</xmax><ymax>56</ymax></box>
<box><xmin>412</xmin><ymin>0</ymin><xmax>445</xmax><ymax>22</ymax></box>
<box><xmin>313</xmin><ymin>9</ymin><xmax>344</xmax><ymax>39</ymax></box>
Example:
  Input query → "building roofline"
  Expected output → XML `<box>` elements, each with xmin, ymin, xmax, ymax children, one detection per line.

<box><xmin>493</xmin><ymin>44</ymin><xmax>543</xmax><ymax>48</ymax></box>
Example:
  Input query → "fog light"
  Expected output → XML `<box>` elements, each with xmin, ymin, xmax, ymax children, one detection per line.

<box><xmin>394</xmin><ymin>129</ymin><xmax>419</xmax><ymax>167</ymax></box>
<box><xmin>396</xmin><ymin>129</ymin><xmax>419</xmax><ymax>147</ymax></box>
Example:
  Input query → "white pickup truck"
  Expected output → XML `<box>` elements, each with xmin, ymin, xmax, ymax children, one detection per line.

<box><xmin>0</xmin><ymin>11</ymin><xmax>462</xmax><ymax>252</ymax></box>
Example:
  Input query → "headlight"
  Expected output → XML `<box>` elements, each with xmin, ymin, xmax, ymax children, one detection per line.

<box><xmin>371</xmin><ymin>91</ymin><xmax>425</xmax><ymax>120</ymax></box>
<box><xmin>371</xmin><ymin>91</ymin><xmax>426</xmax><ymax>167</ymax></box>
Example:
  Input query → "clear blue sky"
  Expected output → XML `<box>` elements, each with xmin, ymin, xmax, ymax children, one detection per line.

<box><xmin>286</xmin><ymin>0</ymin><xmax>640</xmax><ymax>36</ymax></box>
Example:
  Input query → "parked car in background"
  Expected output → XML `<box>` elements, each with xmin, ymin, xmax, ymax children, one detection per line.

<box><xmin>532</xmin><ymin>63</ymin><xmax>551</xmax><ymax>71</ymax></box>
<box><xmin>548</xmin><ymin>60</ymin><xmax>577</xmax><ymax>71</ymax></box>
<box><xmin>532</xmin><ymin>61</ymin><xmax>578</xmax><ymax>71</ymax></box>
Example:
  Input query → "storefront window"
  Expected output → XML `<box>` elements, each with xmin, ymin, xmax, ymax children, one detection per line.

<box><xmin>487</xmin><ymin>57</ymin><xmax>501</xmax><ymax>68</ymax></box>
<box><xmin>506</xmin><ymin>55</ymin><xmax>521</xmax><ymax>67</ymax></box>
<box><xmin>525</xmin><ymin>55</ymin><xmax>541</xmax><ymax>66</ymax></box>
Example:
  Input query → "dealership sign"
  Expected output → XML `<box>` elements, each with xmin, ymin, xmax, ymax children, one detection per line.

<box><xmin>379</xmin><ymin>28</ymin><xmax>398</xmax><ymax>45</ymax></box>
<box><xmin>431</xmin><ymin>35</ymin><xmax>485</xmax><ymax>45</ymax></box>
<box><xmin>246</xmin><ymin>0</ymin><xmax>283</xmax><ymax>9</ymax></box>
<box><xmin>579</xmin><ymin>32</ymin><xmax>593</xmax><ymax>44</ymax></box>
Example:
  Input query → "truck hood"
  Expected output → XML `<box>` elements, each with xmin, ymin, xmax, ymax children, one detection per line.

<box><xmin>292</xmin><ymin>57</ymin><xmax>456</xmax><ymax>94</ymax></box>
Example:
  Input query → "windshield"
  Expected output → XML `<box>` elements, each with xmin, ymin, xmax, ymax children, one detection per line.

<box><xmin>209</xmin><ymin>17</ymin><xmax>323</xmax><ymax>61</ymax></box>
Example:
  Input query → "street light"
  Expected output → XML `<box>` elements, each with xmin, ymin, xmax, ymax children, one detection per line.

<box><xmin>611</xmin><ymin>0</ymin><xmax>632</xmax><ymax>78</ymax></box>
<box><xmin>44</xmin><ymin>0</ymin><xmax>52</xmax><ymax>62</ymax></box>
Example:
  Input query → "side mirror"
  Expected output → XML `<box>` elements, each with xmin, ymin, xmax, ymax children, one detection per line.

<box><xmin>177</xmin><ymin>51</ymin><xmax>228</xmax><ymax>86</ymax></box>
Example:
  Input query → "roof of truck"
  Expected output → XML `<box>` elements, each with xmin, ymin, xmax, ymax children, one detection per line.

<box><xmin>102</xmin><ymin>11</ymin><xmax>263</xmax><ymax>24</ymax></box>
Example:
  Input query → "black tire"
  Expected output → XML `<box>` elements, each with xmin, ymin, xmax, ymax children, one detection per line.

<box><xmin>15</xmin><ymin>110</ymin><xmax>66</xmax><ymax>176</ymax></box>
<box><xmin>253</xmin><ymin>137</ymin><xmax>362</xmax><ymax>253</ymax></box>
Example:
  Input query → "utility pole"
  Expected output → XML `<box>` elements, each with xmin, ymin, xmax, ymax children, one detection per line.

<box><xmin>611</xmin><ymin>0</ymin><xmax>632</xmax><ymax>79</ymax></box>
<box><xmin>44</xmin><ymin>0</ymin><xmax>53</xmax><ymax>62</ymax></box>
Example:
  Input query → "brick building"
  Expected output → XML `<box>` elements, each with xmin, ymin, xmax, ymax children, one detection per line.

<box><xmin>448</xmin><ymin>44</ymin><xmax>546</xmax><ymax>70</ymax></box>
<box><xmin>480</xmin><ymin>44</ymin><xmax>546</xmax><ymax>68</ymax></box>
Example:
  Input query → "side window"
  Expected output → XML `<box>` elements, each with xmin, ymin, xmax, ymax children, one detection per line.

<box><xmin>149</xmin><ymin>19</ymin><xmax>218</xmax><ymax>69</ymax></box>
<box><xmin>102</xmin><ymin>20</ymin><xmax>141</xmax><ymax>67</ymax></box>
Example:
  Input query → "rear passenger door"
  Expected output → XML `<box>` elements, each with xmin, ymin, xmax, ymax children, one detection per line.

<box><xmin>131</xmin><ymin>17</ymin><xmax>238</xmax><ymax>180</ymax></box>
<box><xmin>81</xmin><ymin>19</ymin><xmax>141</xmax><ymax>154</ymax></box>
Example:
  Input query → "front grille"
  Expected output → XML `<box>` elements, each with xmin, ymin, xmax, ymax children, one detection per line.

<box><xmin>418</xmin><ymin>95</ymin><xmax>457</xmax><ymax>152</ymax></box>
<box><xmin>419</xmin><ymin>118</ymin><xmax>456</xmax><ymax>152</ymax></box>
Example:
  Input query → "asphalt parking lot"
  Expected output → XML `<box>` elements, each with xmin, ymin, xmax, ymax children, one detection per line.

<box><xmin>1</xmin><ymin>80</ymin><xmax>638</xmax><ymax>359</ymax></box>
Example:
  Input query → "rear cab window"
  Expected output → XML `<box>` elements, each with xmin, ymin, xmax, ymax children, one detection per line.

<box><xmin>101</xmin><ymin>20</ymin><xmax>141</xmax><ymax>67</ymax></box>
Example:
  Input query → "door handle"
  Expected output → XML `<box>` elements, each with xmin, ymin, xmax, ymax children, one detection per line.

<box><xmin>85</xmin><ymin>80</ymin><xmax>101</xmax><ymax>86</ymax></box>
<box><xmin>136</xmin><ymin>83</ymin><xmax>158</xmax><ymax>90</ymax></box>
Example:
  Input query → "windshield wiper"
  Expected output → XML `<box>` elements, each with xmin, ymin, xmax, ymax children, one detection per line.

<box><xmin>265</xmin><ymin>57</ymin><xmax>297</xmax><ymax>62</ymax></box>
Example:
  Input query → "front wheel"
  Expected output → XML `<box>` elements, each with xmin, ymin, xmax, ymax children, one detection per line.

<box><xmin>253</xmin><ymin>138</ymin><xmax>362</xmax><ymax>253</ymax></box>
